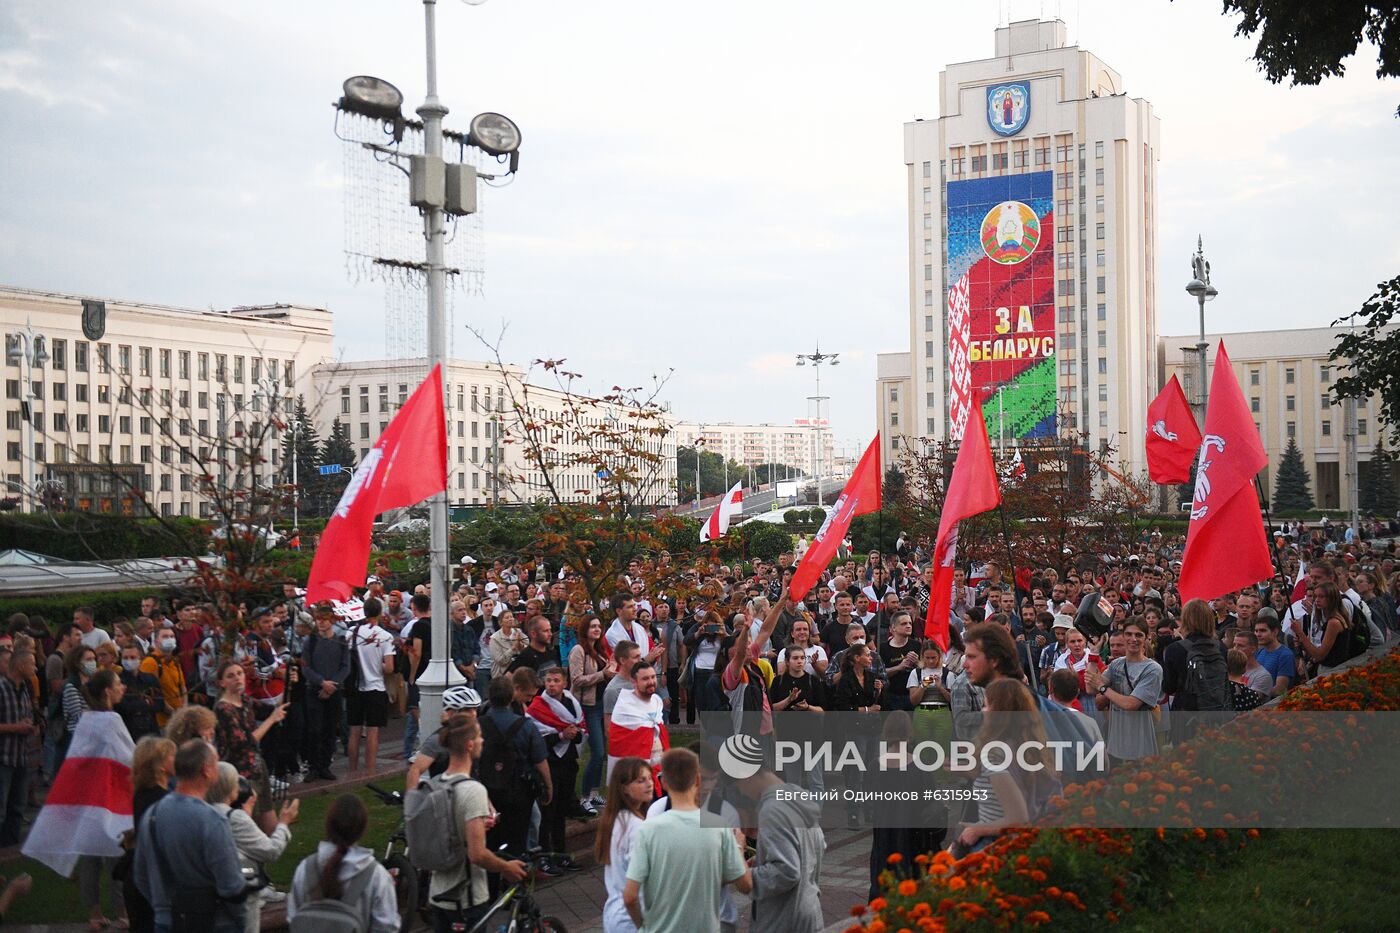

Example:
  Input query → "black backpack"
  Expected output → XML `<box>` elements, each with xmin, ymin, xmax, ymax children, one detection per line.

<box><xmin>1178</xmin><ymin>636</ymin><xmax>1229</xmax><ymax>711</ymax></box>
<box><xmin>1347</xmin><ymin>612</ymin><xmax>1372</xmax><ymax>660</ymax></box>
<box><xmin>478</xmin><ymin>716</ymin><xmax>527</xmax><ymax>796</ymax></box>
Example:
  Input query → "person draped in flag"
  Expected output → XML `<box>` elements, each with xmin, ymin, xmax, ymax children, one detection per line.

<box><xmin>526</xmin><ymin>667</ymin><xmax>586</xmax><ymax>874</ymax></box>
<box><xmin>606</xmin><ymin>661</ymin><xmax>669</xmax><ymax>784</ymax></box>
<box><xmin>24</xmin><ymin>670</ymin><xmax>135</xmax><ymax>928</ymax></box>
<box><xmin>605</xmin><ymin>592</ymin><xmax>661</xmax><ymax>663</ymax></box>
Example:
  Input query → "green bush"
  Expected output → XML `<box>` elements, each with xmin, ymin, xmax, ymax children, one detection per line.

<box><xmin>783</xmin><ymin>510</ymin><xmax>802</xmax><ymax>525</ymax></box>
<box><xmin>0</xmin><ymin>589</ymin><xmax>166</xmax><ymax>628</ymax></box>
<box><xmin>0</xmin><ymin>513</ymin><xmax>210</xmax><ymax>561</ymax></box>
<box><xmin>737</xmin><ymin>521</ymin><xmax>793</xmax><ymax>562</ymax></box>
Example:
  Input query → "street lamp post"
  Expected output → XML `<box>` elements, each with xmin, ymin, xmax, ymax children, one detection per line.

<box><xmin>5</xmin><ymin>322</ymin><xmax>49</xmax><ymax>513</ymax></box>
<box><xmin>795</xmin><ymin>345</ymin><xmax>838</xmax><ymax>501</ymax></box>
<box><xmin>335</xmin><ymin>0</ymin><xmax>521</xmax><ymax>742</ymax></box>
<box><xmin>1184</xmin><ymin>236</ymin><xmax>1219</xmax><ymax>422</ymax></box>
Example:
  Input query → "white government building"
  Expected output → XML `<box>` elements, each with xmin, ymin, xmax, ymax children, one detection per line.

<box><xmin>878</xmin><ymin>18</ymin><xmax>1160</xmax><ymax>474</ymax></box>
<box><xmin>2</xmin><ymin>285</ymin><xmax>678</xmax><ymax>515</ymax></box>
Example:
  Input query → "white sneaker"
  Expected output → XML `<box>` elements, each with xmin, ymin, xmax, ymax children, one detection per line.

<box><xmin>269</xmin><ymin>776</ymin><xmax>289</xmax><ymax>794</ymax></box>
<box><xmin>261</xmin><ymin>888</ymin><xmax>287</xmax><ymax>904</ymax></box>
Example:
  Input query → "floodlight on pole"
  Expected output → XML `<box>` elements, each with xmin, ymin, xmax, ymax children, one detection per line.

<box><xmin>334</xmin><ymin>0</ymin><xmax>522</xmax><ymax>743</ymax></box>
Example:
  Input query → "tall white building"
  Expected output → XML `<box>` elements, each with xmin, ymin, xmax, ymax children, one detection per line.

<box><xmin>880</xmin><ymin>19</ymin><xmax>1160</xmax><ymax>472</ymax></box>
<box><xmin>673</xmin><ymin>421</ymin><xmax>834</xmax><ymax>478</ymax></box>
<box><xmin>314</xmin><ymin>360</ymin><xmax>679</xmax><ymax>509</ymax></box>
<box><xmin>2</xmin><ymin>286</ymin><xmax>332</xmax><ymax>516</ymax></box>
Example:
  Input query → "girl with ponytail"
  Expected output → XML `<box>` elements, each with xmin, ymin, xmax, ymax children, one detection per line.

<box><xmin>287</xmin><ymin>794</ymin><xmax>399</xmax><ymax>932</ymax></box>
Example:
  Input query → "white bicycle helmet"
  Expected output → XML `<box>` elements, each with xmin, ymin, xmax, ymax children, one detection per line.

<box><xmin>442</xmin><ymin>685</ymin><xmax>482</xmax><ymax>711</ymax></box>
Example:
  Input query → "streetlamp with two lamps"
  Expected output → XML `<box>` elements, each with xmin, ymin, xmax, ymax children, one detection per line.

<box><xmin>333</xmin><ymin>0</ymin><xmax>523</xmax><ymax>739</ymax></box>
<box><xmin>1184</xmin><ymin>236</ymin><xmax>1219</xmax><ymax>419</ymax></box>
<box><xmin>795</xmin><ymin>346</ymin><xmax>838</xmax><ymax>498</ymax></box>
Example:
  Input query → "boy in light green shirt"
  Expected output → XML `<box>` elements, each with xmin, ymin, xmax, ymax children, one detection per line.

<box><xmin>624</xmin><ymin>748</ymin><xmax>751</xmax><ymax>933</ymax></box>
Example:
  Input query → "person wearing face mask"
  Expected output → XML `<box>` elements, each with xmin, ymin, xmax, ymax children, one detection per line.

<box><xmin>139</xmin><ymin>628</ymin><xmax>187</xmax><ymax>728</ymax></box>
<box><xmin>61</xmin><ymin>646</ymin><xmax>100</xmax><ymax>741</ymax></box>
<box><xmin>116</xmin><ymin>645</ymin><xmax>166</xmax><ymax>740</ymax></box>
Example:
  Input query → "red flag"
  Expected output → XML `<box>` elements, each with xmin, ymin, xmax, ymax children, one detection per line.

<box><xmin>924</xmin><ymin>404</ymin><xmax>1001</xmax><ymax>649</ymax></box>
<box><xmin>306</xmin><ymin>366</ymin><xmax>448</xmax><ymax>604</ymax></box>
<box><xmin>788</xmin><ymin>436</ymin><xmax>881</xmax><ymax>601</ymax></box>
<box><xmin>1179</xmin><ymin>343</ymin><xmax>1272</xmax><ymax>602</ymax></box>
<box><xmin>1146</xmin><ymin>374</ymin><xmax>1203</xmax><ymax>484</ymax></box>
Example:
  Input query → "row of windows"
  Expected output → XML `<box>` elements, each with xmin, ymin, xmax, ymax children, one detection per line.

<box><xmin>1247</xmin><ymin>365</ymin><xmax>1333</xmax><ymax>386</ymax></box>
<box><xmin>4</xmin><ymin>338</ymin><xmax>296</xmax><ymax>387</ymax></box>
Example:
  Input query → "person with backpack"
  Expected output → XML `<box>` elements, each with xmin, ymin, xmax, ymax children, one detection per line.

<box><xmin>407</xmin><ymin>719</ymin><xmax>527</xmax><ymax>933</ymax></box>
<box><xmin>1290</xmin><ymin>580</ymin><xmax>1361</xmax><ymax>676</ymax></box>
<box><xmin>1085</xmin><ymin>617</ymin><xmax>1162</xmax><ymax>768</ymax></box>
<box><xmin>479</xmin><ymin>676</ymin><xmax>551</xmax><ymax>890</ymax></box>
<box><xmin>287</xmin><ymin>794</ymin><xmax>398</xmax><ymax>933</ymax></box>
<box><xmin>1162</xmin><ymin>598</ymin><xmax>1230</xmax><ymax>743</ymax></box>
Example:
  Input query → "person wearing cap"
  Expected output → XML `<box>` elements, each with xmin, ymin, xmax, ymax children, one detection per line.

<box><xmin>347</xmin><ymin>597</ymin><xmax>397</xmax><ymax>775</ymax></box>
<box><xmin>1038</xmin><ymin>613</ymin><xmax>1074</xmax><ymax>693</ymax></box>
<box><xmin>302</xmin><ymin>602</ymin><xmax>352</xmax><ymax>782</ymax></box>
<box><xmin>363</xmin><ymin>575</ymin><xmax>388</xmax><ymax>604</ymax></box>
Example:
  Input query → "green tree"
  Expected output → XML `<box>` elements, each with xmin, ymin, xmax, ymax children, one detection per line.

<box><xmin>1360</xmin><ymin>442</ymin><xmax>1398</xmax><ymax>515</ymax></box>
<box><xmin>1332</xmin><ymin>274</ymin><xmax>1400</xmax><ymax>448</ymax></box>
<box><xmin>1210</xmin><ymin>1</ymin><xmax>1400</xmax><ymax>111</ymax></box>
<box><xmin>884</xmin><ymin>464</ymin><xmax>907</xmax><ymax>503</ymax></box>
<box><xmin>1274</xmin><ymin>438</ymin><xmax>1315</xmax><ymax>512</ymax></box>
<box><xmin>280</xmin><ymin>395</ymin><xmax>322</xmax><ymax>513</ymax></box>
<box><xmin>317</xmin><ymin>418</ymin><xmax>357</xmax><ymax>512</ymax></box>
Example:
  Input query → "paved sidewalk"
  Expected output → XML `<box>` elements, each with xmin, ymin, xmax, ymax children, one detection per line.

<box><xmin>531</xmin><ymin>827</ymin><xmax>876</xmax><ymax>932</ymax></box>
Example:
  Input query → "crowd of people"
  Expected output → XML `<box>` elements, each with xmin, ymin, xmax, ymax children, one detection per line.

<box><xmin>0</xmin><ymin>518</ymin><xmax>1394</xmax><ymax>930</ymax></box>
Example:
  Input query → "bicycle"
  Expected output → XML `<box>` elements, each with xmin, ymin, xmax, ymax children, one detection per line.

<box><xmin>365</xmin><ymin>783</ymin><xmax>428</xmax><ymax>932</ymax></box>
<box><xmin>463</xmin><ymin>848</ymin><xmax>568</xmax><ymax>933</ymax></box>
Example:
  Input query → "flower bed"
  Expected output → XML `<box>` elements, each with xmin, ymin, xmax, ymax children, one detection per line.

<box><xmin>853</xmin><ymin>648</ymin><xmax>1400</xmax><ymax>932</ymax></box>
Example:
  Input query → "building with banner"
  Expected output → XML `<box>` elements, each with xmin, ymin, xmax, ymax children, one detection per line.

<box><xmin>878</xmin><ymin>18</ymin><xmax>1160</xmax><ymax>473</ymax></box>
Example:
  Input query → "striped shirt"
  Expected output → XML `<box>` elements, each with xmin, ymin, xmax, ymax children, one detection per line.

<box><xmin>0</xmin><ymin>675</ymin><xmax>34</xmax><ymax>767</ymax></box>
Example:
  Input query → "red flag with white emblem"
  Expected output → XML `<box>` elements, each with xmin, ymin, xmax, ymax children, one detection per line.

<box><xmin>1146</xmin><ymin>374</ymin><xmax>1203</xmax><ymax>485</ymax></box>
<box><xmin>306</xmin><ymin>366</ymin><xmax>448</xmax><ymax>604</ymax></box>
<box><xmin>788</xmin><ymin>436</ymin><xmax>882</xmax><ymax>602</ymax></box>
<box><xmin>924</xmin><ymin>404</ymin><xmax>1001</xmax><ymax>649</ymax></box>
<box><xmin>1179</xmin><ymin>343</ymin><xmax>1272</xmax><ymax>602</ymax></box>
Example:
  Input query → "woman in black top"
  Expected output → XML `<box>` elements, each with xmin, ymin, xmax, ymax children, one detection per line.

<box><xmin>831</xmin><ymin>643</ymin><xmax>880</xmax><ymax>713</ymax></box>
<box><xmin>769</xmin><ymin>648</ymin><xmax>826</xmax><ymax>712</ymax></box>
<box><xmin>124</xmin><ymin>735</ymin><xmax>176</xmax><ymax>933</ymax></box>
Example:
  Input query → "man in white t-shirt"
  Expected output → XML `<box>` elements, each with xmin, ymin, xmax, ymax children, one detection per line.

<box><xmin>73</xmin><ymin>607</ymin><xmax>112</xmax><ymax>650</ymax></box>
<box><xmin>346</xmin><ymin>597</ymin><xmax>397</xmax><ymax>774</ymax></box>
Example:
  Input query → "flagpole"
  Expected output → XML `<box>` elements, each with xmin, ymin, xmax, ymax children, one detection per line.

<box><xmin>996</xmin><ymin>503</ymin><xmax>1019</xmax><ymax>604</ymax></box>
<box><xmin>1254</xmin><ymin>475</ymin><xmax>1288</xmax><ymax>596</ymax></box>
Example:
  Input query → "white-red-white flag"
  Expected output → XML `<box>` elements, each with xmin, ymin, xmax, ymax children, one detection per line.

<box><xmin>699</xmin><ymin>481</ymin><xmax>743</xmax><ymax>542</ymax></box>
<box><xmin>23</xmin><ymin>710</ymin><xmax>134</xmax><ymax>876</ymax></box>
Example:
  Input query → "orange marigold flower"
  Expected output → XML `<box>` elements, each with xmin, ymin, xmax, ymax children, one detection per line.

<box><xmin>1247</xmin><ymin>828</ymin><xmax>1260</xmax><ymax>839</ymax></box>
<box><xmin>1026</xmin><ymin>911</ymin><xmax>1052</xmax><ymax>925</ymax></box>
<box><xmin>888</xmin><ymin>853</ymin><xmax>904</xmax><ymax>864</ymax></box>
<box><xmin>1045</xmin><ymin>886</ymin><xmax>1061</xmax><ymax>898</ymax></box>
<box><xmin>870</xmin><ymin>898</ymin><xmax>888</xmax><ymax>912</ymax></box>
<box><xmin>898</xmin><ymin>880</ymin><xmax>919</xmax><ymax>897</ymax></box>
<box><xmin>1192</xmin><ymin>827</ymin><xmax>1207</xmax><ymax>840</ymax></box>
<box><xmin>1016</xmin><ymin>855</ymin><xmax>1030</xmax><ymax>868</ymax></box>
<box><xmin>947</xmin><ymin>877</ymin><xmax>967</xmax><ymax>891</ymax></box>
<box><xmin>869</xmin><ymin>921</ymin><xmax>888</xmax><ymax>933</ymax></box>
<box><xmin>1030</xmin><ymin>870</ymin><xmax>1047</xmax><ymax>883</ymax></box>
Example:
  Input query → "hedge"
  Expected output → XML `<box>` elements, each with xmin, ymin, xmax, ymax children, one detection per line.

<box><xmin>0</xmin><ymin>589</ymin><xmax>165</xmax><ymax>627</ymax></box>
<box><xmin>0</xmin><ymin>513</ymin><xmax>210</xmax><ymax>561</ymax></box>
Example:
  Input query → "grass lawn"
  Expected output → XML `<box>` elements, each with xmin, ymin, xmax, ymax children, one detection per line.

<box><xmin>1130</xmin><ymin>829</ymin><xmax>1400</xmax><ymax>932</ymax></box>
<box><xmin>5</xmin><ymin>731</ymin><xmax>704</xmax><ymax>925</ymax></box>
<box><xmin>3</xmin><ymin>786</ymin><xmax>404</xmax><ymax>926</ymax></box>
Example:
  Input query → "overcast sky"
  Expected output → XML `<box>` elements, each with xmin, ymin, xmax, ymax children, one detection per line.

<box><xmin>2</xmin><ymin>0</ymin><xmax>1395</xmax><ymax>458</ymax></box>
